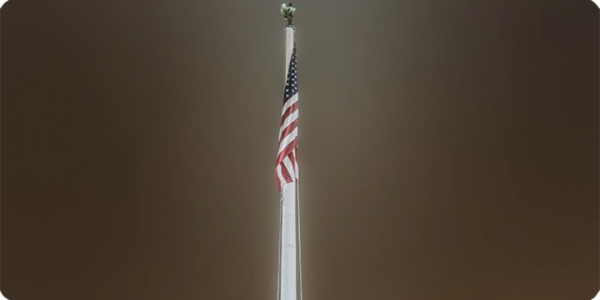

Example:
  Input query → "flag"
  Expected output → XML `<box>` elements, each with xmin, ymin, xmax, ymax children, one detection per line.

<box><xmin>276</xmin><ymin>44</ymin><xmax>299</xmax><ymax>193</ymax></box>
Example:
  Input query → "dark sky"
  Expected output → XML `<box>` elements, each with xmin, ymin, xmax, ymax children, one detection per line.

<box><xmin>1</xmin><ymin>0</ymin><xmax>598</xmax><ymax>299</ymax></box>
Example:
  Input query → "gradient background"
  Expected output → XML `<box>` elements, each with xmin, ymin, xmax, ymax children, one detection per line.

<box><xmin>1</xmin><ymin>0</ymin><xmax>598</xmax><ymax>299</ymax></box>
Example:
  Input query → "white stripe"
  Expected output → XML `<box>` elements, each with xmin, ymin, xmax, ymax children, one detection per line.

<box><xmin>283</xmin><ymin>157</ymin><xmax>295</xmax><ymax>182</ymax></box>
<box><xmin>278</xmin><ymin>127</ymin><xmax>298</xmax><ymax>154</ymax></box>
<box><xmin>277</xmin><ymin>165</ymin><xmax>287</xmax><ymax>188</ymax></box>
<box><xmin>279</xmin><ymin>110</ymin><xmax>299</xmax><ymax>139</ymax></box>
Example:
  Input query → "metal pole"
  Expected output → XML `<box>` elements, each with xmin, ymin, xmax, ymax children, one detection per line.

<box><xmin>279</xmin><ymin>4</ymin><xmax>299</xmax><ymax>300</ymax></box>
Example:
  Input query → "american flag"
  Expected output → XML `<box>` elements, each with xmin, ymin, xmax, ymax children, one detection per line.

<box><xmin>276</xmin><ymin>44</ymin><xmax>299</xmax><ymax>193</ymax></box>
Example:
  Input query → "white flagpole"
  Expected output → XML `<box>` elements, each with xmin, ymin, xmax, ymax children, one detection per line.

<box><xmin>296</xmin><ymin>179</ymin><xmax>303</xmax><ymax>300</ymax></box>
<box><xmin>279</xmin><ymin>4</ymin><xmax>300</xmax><ymax>300</ymax></box>
<box><xmin>280</xmin><ymin>182</ymin><xmax>298</xmax><ymax>300</ymax></box>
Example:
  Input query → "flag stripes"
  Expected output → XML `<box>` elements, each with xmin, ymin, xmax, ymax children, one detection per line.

<box><xmin>276</xmin><ymin>44</ymin><xmax>299</xmax><ymax>192</ymax></box>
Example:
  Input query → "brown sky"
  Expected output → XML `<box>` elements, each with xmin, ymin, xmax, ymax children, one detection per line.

<box><xmin>1</xmin><ymin>0</ymin><xmax>598</xmax><ymax>299</ymax></box>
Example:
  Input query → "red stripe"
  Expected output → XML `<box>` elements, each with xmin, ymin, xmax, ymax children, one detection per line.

<box><xmin>276</xmin><ymin>138</ymin><xmax>297</xmax><ymax>167</ymax></box>
<box><xmin>279</xmin><ymin>119</ymin><xmax>298</xmax><ymax>144</ymax></box>
<box><xmin>280</xmin><ymin>162</ymin><xmax>293</xmax><ymax>183</ymax></box>
<box><xmin>287</xmin><ymin>152</ymin><xmax>296</xmax><ymax>179</ymax></box>
<box><xmin>280</xmin><ymin>101</ymin><xmax>299</xmax><ymax>126</ymax></box>
<box><xmin>275</xmin><ymin>168</ymin><xmax>282</xmax><ymax>192</ymax></box>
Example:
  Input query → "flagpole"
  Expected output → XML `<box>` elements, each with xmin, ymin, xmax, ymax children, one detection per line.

<box><xmin>279</xmin><ymin>4</ymin><xmax>300</xmax><ymax>300</ymax></box>
<box><xmin>296</xmin><ymin>178</ymin><xmax>303</xmax><ymax>300</ymax></box>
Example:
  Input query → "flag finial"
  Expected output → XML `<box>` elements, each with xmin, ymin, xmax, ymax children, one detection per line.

<box><xmin>281</xmin><ymin>3</ymin><xmax>295</xmax><ymax>26</ymax></box>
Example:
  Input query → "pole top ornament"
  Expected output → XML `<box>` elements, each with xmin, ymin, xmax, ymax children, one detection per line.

<box><xmin>281</xmin><ymin>3</ymin><xmax>295</xmax><ymax>27</ymax></box>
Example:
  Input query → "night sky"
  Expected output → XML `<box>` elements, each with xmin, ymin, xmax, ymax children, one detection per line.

<box><xmin>1</xmin><ymin>0</ymin><xmax>598</xmax><ymax>299</ymax></box>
